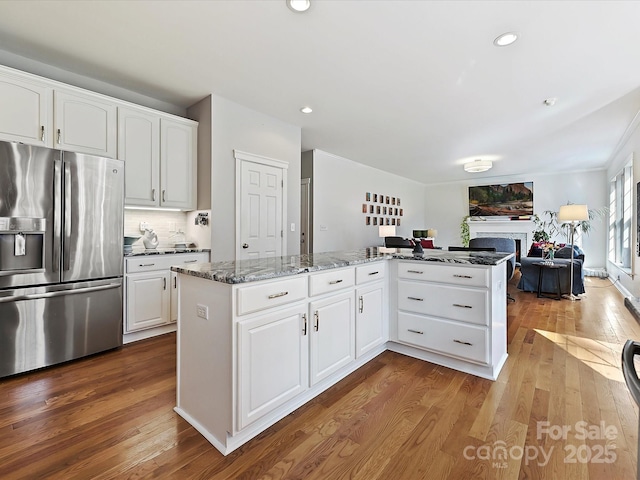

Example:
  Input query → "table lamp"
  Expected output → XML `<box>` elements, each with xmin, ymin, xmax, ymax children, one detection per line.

<box><xmin>557</xmin><ymin>204</ymin><xmax>588</xmax><ymax>301</ymax></box>
<box><xmin>378</xmin><ymin>225</ymin><xmax>396</xmax><ymax>247</ymax></box>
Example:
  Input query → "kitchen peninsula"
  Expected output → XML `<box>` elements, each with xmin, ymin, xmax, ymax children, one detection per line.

<box><xmin>172</xmin><ymin>248</ymin><xmax>512</xmax><ymax>455</ymax></box>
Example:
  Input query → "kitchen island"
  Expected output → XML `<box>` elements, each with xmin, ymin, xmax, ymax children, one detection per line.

<box><xmin>172</xmin><ymin>248</ymin><xmax>512</xmax><ymax>455</ymax></box>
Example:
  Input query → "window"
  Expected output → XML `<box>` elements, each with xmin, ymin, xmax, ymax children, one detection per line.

<box><xmin>609</xmin><ymin>156</ymin><xmax>633</xmax><ymax>270</ymax></box>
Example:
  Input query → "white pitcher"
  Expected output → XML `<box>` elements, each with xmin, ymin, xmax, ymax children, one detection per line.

<box><xmin>142</xmin><ymin>229</ymin><xmax>159</xmax><ymax>249</ymax></box>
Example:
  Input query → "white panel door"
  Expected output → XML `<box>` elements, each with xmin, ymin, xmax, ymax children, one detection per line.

<box><xmin>126</xmin><ymin>271</ymin><xmax>170</xmax><ymax>332</ymax></box>
<box><xmin>355</xmin><ymin>282</ymin><xmax>385</xmax><ymax>358</ymax></box>
<box><xmin>160</xmin><ymin>117</ymin><xmax>196</xmax><ymax>209</ymax></box>
<box><xmin>237</xmin><ymin>305</ymin><xmax>308</xmax><ymax>430</ymax></box>
<box><xmin>309</xmin><ymin>291</ymin><xmax>355</xmax><ymax>386</ymax></box>
<box><xmin>54</xmin><ymin>90</ymin><xmax>117</xmax><ymax>158</ymax></box>
<box><xmin>118</xmin><ymin>106</ymin><xmax>160</xmax><ymax>207</ymax></box>
<box><xmin>0</xmin><ymin>73</ymin><xmax>52</xmax><ymax>147</ymax></box>
<box><xmin>239</xmin><ymin>161</ymin><xmax>283</xmax><ymax>260</ymax></box>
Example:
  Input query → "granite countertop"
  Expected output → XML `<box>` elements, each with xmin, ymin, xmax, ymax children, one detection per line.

<box><xmin>171</xmin><ymin>248</ymin><xmax>514</xmax><ymax>284</ymax></box>
<box><xmin>124</xmin><ymin>247</ymin><xmax>211</xmax><ymax>257</ymax></box>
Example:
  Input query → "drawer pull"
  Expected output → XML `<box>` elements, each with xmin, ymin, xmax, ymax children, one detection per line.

<box><xmin>453</xmin><ymin>303</ymin><xmax>472</xmax><ymax>309</ymax></box>
<box><xmin>407</xmin><ymin>270</ymin><xmax>424</xmax><ymax>274</ymax></box>
<box><xmin>408</xmin><ymin>296</ymin><xmax>424</xmax><ymax>302</ymax></box>
<box><xmin>268</xmin><ymin>291</ymin><xmax>289</xmax><ymax>299</ymax></box>
<box><xmin>454</xmin><ymin>339</ymin><xmax>473</xmax><ymax>346</ymax></box>
<box><xmin>302</xmin><ymin>314</ymin><xmax>307</xmax><ymax>336</ymax></box>
<box><xmin>368</xmin><ymin>271</ymin><xmax>379</xmax><ymax>276</ymax></box>
<box><xmin>139</xmin><ymin>263</ymin><xmax>155</xmax><ymax>267</ymax></box>
<box><xmin>329</xmin><ymin>279</ymin><xmax>343</xmax><ymax>285</ymax></box>
<box><xmin>408</xmin><ymin>329</ymin><xmax>424</xmax><ymax>335</ymax></box>
<box><xmin>454</xmin><ymin>274</ymin><xmax>473</xmax><ymax>279</ymax></box>
<box><xmin>184</xmin><ymin>259</ymin><xmax>198</xmax><ymax>263</ymax></box>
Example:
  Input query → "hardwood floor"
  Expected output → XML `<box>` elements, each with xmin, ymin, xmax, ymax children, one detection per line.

<box><xmin>1</xmin><ymin>274</ymin><xmax>638</xmax><ymax>479</ymax></box>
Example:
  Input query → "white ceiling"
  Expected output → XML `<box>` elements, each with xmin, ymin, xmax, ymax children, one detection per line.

<box><xmin>1</xmin><ymin>0</ymin><xmax>639</xmax><ymax>184</ymax></box>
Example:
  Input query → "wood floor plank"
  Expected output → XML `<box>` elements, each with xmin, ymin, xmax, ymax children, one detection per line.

<box><xmin>0</xmin><ymin>276</ymin><xmax>638</xmax><ymax>479</ymax></box>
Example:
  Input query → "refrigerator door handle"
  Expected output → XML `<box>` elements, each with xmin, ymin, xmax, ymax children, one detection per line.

<box><xmin>63</xmin><ymin>161</ymin><xmax>72</xmax><ymax>271</ymax></box>
<box><xmin>0</xmin><ymin>282</ymin><xmax>121</xmax><ymax>304</ymax></box>
<box><xmin>52</xmin><ymin>159</ymin><xmax>62</xmax><ymax>272</ymax></box>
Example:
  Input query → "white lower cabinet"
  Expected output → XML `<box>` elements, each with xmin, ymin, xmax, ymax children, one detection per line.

<box><xmin>355</xmin><ymin>282</ymin><xmax>385</xmax><ymax>358</ymax></box>
<box><xmin>126</xmin><ymin>271</ymin><xmax>170</xmax><ymax>331</ymax></box>
<box><xmin>124</xmin><ymin>252</ymin><xmax>209</xmax><ymax>337</ymax></box>
<box><xmin>309</xmin><ymin>291</ymin><xmax>355</xmax><ymax>386</ymax></box>
<box><xmin>237</xmin><ymin>304</ymin><xmax>309</xmax><ymax>430</ymax></box>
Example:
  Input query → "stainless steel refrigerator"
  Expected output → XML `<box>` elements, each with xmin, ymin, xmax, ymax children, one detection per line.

<box><xmin>0</xmin><ymin>141</ymin><xmax>124</xmax><ymax>378</ymax></box>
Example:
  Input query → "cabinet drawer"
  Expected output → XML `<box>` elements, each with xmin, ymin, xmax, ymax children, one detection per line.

<box><xmin>126</xmin><ymin>252</ymin><xmax>209</xmax><ymax>273</ymax></box>
<box><xmin>309</xmin><ymin>267</ymin><xmax>355</xmax><ymax>297</ymax></box>
<box><xmin>237</xmin><ymin>276</ymin><xmax>307</xmax><ymax>316</ymax></box>
<box><xmin>355</xmin><ymin>262</ymin><xmax>386</xmax><ymax>284</ymax></box>
<box><xmin>397</xmin><ymin>262</ymin><xmax>488</xmax><ymax>287</ymax></box>
<box><xmin>397</xmin><ymin>312</ymin><xmax>488</xmax><ymax>364</ymax></box>
<box><xmin>397</xmin><ymin>280</ymin><xmax>488</xmax><ymax>326</ymax></box>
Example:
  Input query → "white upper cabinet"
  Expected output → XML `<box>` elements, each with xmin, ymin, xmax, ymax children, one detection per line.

<box><xmin>54</xmin><ymin>90</ymin><xmax>117</xmax><ymax>158</ymax></box>
<box><xmin>160</xmin><ymin>117</ymin><xmax>197</xmax><ymax>209</ymax></box>
<box><xmin>118</xmin><ymin>106</ymin><xmax>160</xmax><ymax>206</ymax></box>
<box><xmin>0</xmin><ymin>71</ymin><xmax>52</xmax><ymax>147</ymax></box>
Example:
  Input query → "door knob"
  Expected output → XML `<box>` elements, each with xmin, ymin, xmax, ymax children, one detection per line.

<box><xmin>242</xmin><ymin>243</ymin><xmax>249</xmax><ymax>249</ymax></box>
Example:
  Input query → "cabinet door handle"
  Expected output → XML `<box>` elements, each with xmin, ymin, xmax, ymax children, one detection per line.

<box><xmin>453</xmin><ymin>274</ymin><xmax>473</xmax><ymax>279</ymax></box>
<box><xmin>359</xmin><ymin>295</ymin><xmax>363</xmax><ymax>313</ymax></box>
<box><xmin>162</xmin><ymin>190</ymin><xmax>166</xmax><ymax>202</ymax></box>
<box><xmin>454</xmin><ymin>339</ymin><xmax>473</xmax><ymax>346</ymax></box>
<box><xmin>302</xmin><ymin>314</ymin><xmax>307</xmax><ymax>336</ymax></box>
<box><xmin>184</xmin><ymin>259</ymin><xmax>198</xmax><ymax>263</ymax></box>
<box><xmin>268</xmin><ymin>291</ymin><xmax>288</xmax><ymax>299</ymax></box>
<box><xmin>368</xmin><ymin>271</ymin><xmax>379</xmax><ymax>276</ymax></box>
<box><xmin>139</xmin><ymin>263</ymin><xmax>155</xmax><ymax>267</ymax></box>
<box><xmin>163</xmin><ymin>278</ymin><xmax>167</xmax><ymax>290</ymax></box>
<box><xmin>329</xmin><ymin>279</ymin><xmax>343</xmax><ymax>285</ymax></box>
<box><xmin>314</xmin><ymin>311</ymin><xmax>319</xmax><ymax>331</ymax></box>
<box><xmin>173</xmin><ymin>277</ymin><xmax>177</xmax><ymax>289</ymax></box>
<box><xmin>453</xmin><ymin>303</ymin><xmax>473</xmax><ymax>309</ymax></box>
<box><xmin>408</xmin><ymin>296</ymin><xmax>424</xmax><ymax>301</ymax></box>
<box><xmin>152</xmin><ymin>189</ymin><xmax>156</xmax><ymax>201</ymax></box>
<box><xmin>57</xmin><ymin>128</ymin><xmax>61</xmax><ymax>144</ymax></box>
<box><xmin>407</xmin><ymin>270</ymin><xmax>423</xmax><ymax>274</ymax></box>
<box><xmin>408</xmin><ymin>329</ymin><xmax>424</xmax><ymax>335</ymax></box>
<box><xmin>41</xmin><ymin>125</ymin><xmax>45</xmax><ymax>142</ymax></box>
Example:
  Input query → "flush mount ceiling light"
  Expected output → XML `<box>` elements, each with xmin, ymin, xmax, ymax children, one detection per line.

<box><xmin>300</xmin><ymin>106</ymin><xmax>313</xmax><ymax>114</ymax></box>
<box><xmin>464</xmin><ymin>159</ymin><xmax>493</xmax><ymax>173</ymax></box>
<box><xmin>493</xmin><ymin>32</ymin><xmax>518</xmax><ymax>47</ymax></box>
<box><xmin>287</xmin><ymin>0</ymin><xmax>310</xmax><ymax>12</ymax></box>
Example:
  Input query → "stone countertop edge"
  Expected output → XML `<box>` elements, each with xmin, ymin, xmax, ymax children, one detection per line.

<box><xmin>125</xmin><ymin>248</ymin><xmax>211</xmax><ymax>257</ymax></box>
<box><xmin>171</xmin><ymin>249</ymin><xmax>515</xmax><ymax>285</ymax></box>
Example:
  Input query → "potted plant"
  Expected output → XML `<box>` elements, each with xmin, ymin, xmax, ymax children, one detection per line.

<box><xmin>460</xmin><ymin>215</ymin><xmax>470</xmax><ymax>247</ymax></box>
<box><xmin>532</xmin><ymin>214</ymin><xmax>550</xmax><ymax>243</ymax></box>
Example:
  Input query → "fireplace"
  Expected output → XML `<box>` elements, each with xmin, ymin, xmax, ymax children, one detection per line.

<box><xmin>467</xmin><ymin>220</ymin><xmax>533</xmax><ymax>263</ymax></box>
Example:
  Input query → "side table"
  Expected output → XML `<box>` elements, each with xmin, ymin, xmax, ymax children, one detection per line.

<box><xmin>534</xmin><ymin>262</ymin><xmax>568</xmax><ymax>300</ymax></box>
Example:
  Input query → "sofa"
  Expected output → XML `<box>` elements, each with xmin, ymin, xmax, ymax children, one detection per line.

<box><xmin>517</xmin><ymin>245</ymin><xmax>586</xmax><ymax>296</ymax></box>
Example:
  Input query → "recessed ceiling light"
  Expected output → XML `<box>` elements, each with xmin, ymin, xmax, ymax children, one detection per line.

<box><xmin>287</xmin><ymin>0</ymin><xmax>311</xmax><ymax>12</ymax></box>
<box><xmin>300</xmin><ymin>106</ymin><xmax>313</xmax><ymax>114</ymax></box>
<box><xmin>493</xmin><ymin>32</ymin><xmax>518</xmax><ymax>47</ymax></box>
<box><xmin>464</xmin><ymin>159</ymin><xmax>493</xmax><ymax>173</ymax></box>
<box><xmin>543</xmin><ymin>97</ymin><xmax>557</xmax><ymax>107</ymax></box>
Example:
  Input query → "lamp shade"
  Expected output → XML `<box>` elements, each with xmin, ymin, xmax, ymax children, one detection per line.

<box><xmin>426</xmin><ymin>228</ymin><xmax>438</xmax><ymax>238</ymax></box>
<box><xmin>464</xmin><ymin>159</ymin><xmax>492</xmax><ymax>173</ymax></box>
<box><xmin>557</xmin><ymin>204</ymin><xmax>588</xmax><ymax>222</ymax></box>
<box><xmin>379</xmin><ymin>225</ymin><xmax>396</xmax><ymax>237</ymax></box>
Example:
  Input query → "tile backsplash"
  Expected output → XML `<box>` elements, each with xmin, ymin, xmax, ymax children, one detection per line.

<box><xmin>124</xmin><ymin>209</ymin><xmax>212</xmax><ymax>249</ymax></box>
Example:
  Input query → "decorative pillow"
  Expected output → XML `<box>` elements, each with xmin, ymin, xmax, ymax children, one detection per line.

<box><xmin>528</xmin><ymin>243</ymin><xmax>543</xmax><ymax>257</ymax></box>
<box><xmin>420</xmin><ymin>239</ymin><xmax>435</xmax><ymax>249</ymax></box>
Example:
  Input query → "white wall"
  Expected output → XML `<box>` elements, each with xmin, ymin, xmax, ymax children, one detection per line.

<box><xmin>425</xmin><ymin>170</ymin><xmax>608</xmax><ymax>268</ymax></box>
<box><xmin>310</xmin><ymin>150</ymin><xmax>427</xmax><ymax>253</ymax></box>
<box><xmin>607</xmin><ymin>115</ymin><xmax>640</xmax><ymax>297</ymax></box>
<box><xmin>209</xmin><ymin>94</ymin><xmax>301</xmax><ymax>262</ymax></box>
<box><xmin>0</xmin><ymin>49</ymin><xmax>185</xmax><ymax>115</ymax></box>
